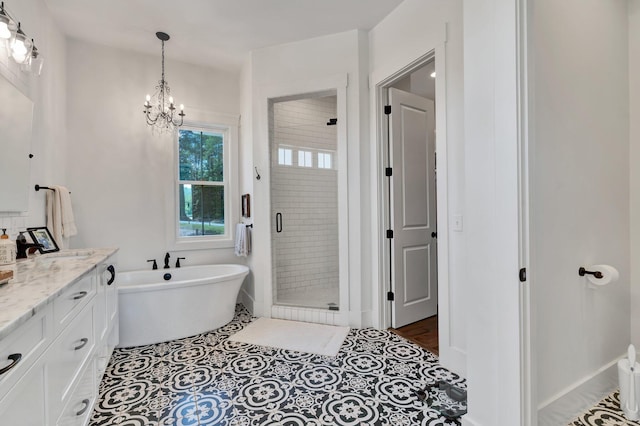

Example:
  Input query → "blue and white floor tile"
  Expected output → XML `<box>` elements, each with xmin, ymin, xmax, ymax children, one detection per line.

<box><xmin>90</xmin><ymin>305</ymin><xmax>466</xmax><ymax>426</ymax></box>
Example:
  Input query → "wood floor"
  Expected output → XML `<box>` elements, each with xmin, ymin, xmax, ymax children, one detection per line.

<box><xmin>390</xmin><ymin>315</ymin><xmax>439</xmax><ymax>356</ymax></box>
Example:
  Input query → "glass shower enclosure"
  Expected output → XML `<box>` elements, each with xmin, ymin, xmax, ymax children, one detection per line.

<box><xmin>270</xmin><ymin>93</ymin><xmax>340</xmax><ymax>310</ymax></box>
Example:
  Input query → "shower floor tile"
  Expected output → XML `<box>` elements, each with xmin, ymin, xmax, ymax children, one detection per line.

<box><xmin>90</xmin><ymin>305</ymin><xmax>466</xmax><ymax>426</ymax></box>
<box><xmin>570</xmin><ymin>391</ymin><xmax>640</xmax><ymax>425</ymax></box>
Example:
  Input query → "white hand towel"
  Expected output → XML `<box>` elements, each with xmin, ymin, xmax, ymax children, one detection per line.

<box><xmin>45</xmin><ymin>186</ymin><xmax>77</xmax><ymax>249</ymax></box>
<box><xmin>235</xmin><ymin>223</ymin><xmax>248</xmax><ymax>257</ymax></box>
<box><xmin>46</xmin><ymin>189</ymin><xmax>63</xmax><ymax>246</ymax></box>
<box><xmin>57</xmin><ymin>186</ymin><xmax>77</xmax><ymax>238</ymax></box>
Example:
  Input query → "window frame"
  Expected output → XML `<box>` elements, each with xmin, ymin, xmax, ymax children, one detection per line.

<box><xmin>166</xmin><ymin>116</ymin><xmax>239</xmax><ymax>251</ymax></box>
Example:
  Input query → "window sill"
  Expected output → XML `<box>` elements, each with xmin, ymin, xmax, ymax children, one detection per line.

<box><xmin>168</xmin><ymin>238</ymin><xmax>235</xmax><ymax>252</ymax></box>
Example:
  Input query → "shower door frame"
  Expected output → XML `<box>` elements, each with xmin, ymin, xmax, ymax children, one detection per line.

<box><xmin>256</xmin><ymin>75</ymin><xmax>350</xmax><ymax>326</ymax></box>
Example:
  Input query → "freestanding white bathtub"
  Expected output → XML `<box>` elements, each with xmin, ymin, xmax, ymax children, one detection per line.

<box><xmin>117</xmin><ymin>264</ymin><xmax>249</xmax><ymax>347</ymax></box>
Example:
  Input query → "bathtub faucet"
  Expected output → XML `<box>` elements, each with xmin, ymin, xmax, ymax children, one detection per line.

<box><xmin>164</xmin><ymin>252</ymin><xmax>170</xmax><ymax>269</ymax></box>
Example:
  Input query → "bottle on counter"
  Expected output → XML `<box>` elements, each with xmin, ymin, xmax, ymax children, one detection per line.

<box><xmin>0</xmin><ymin>228</ymin><xmax>17</xmax><ymax>283</ymax></box>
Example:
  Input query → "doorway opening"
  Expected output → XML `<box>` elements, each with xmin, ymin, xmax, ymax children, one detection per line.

<box><xmin>377</xmin><ymin>51</ymin><xmax>449</xmax><ymax>358</ymax></box>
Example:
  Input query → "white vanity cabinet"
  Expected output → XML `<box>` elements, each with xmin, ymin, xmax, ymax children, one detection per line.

<box><xmin>0</xmin><ymin>250</ymin><xmax>118</xmax><ymax>426</ymax></box>
<box><xmin>0</xmin><ymin>358</ymin><xmax>47</xmax><ymax>425</ymax></box>
<box><xmin>94</xmin><ymin>260</ymin><xmax>119</xmax><ymax>385</ymax></box>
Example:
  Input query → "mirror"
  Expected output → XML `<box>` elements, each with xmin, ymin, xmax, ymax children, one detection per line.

<box><xmin>0</xmin><ymin>73</ymin><xmax>33</xmax><ymax>212</ymax></box>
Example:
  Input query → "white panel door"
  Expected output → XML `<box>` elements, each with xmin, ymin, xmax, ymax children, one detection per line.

<box><xmin>389</xmin><ymin>88</ymin><xmax>437</xmax><ymax>328</ymax></box>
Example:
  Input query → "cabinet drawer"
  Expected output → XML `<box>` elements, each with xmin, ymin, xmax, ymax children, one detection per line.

<box><xmin>48</xmin><ymin>301</ymin><xmax>95</xmax><ymax>418</ymax></box>
<box><xmin>53</xmin><ymin>274</ymin><xmax>96</xmax><ymax>334</ymax></box>
<box><xmin>0</xmin><ymin>307</ymin><xmax>49</xmax><ymax>401</ymax></box>
<box><xmin>57</xmin><ymin>359</ymin><xmax>95</xmax><ymax>426</ymax></box>
<box><xmin>0</xmin><ymin>360</ymin><xmax>46</xmax><ymax>426</ymax></box>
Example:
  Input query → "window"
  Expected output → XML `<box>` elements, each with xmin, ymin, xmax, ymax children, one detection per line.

<box><xmin>318</xmin><ymin>152</ymin><xmax>333</xmax><ymax>169</ymax></box>
<box><xmin>169</xmin><ymin>119</ymin><xmax>238</xmax><ymax>250</ymax></box>
<box><xmin>278</xmin><ymin>147</ymin><xmax>292</xmax><ymax>166</ymax></box>
<box><xmin>298</xmin><ymin>150</ymin><xmax>312</xmax><ymax>167</ymax></box>
<box><xmin>178</xmin><ymin>129</ymin><xmax>225</xmax><ymax>237</ymax></box>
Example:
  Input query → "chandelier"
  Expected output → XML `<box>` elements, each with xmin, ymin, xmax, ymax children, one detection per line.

<box><xmin>143</xmin><ymin>32</ymin><xmax>185</xmax><ymax>132</ymax></box>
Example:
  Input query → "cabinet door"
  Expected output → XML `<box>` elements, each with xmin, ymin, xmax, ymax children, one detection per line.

<box><xmin>95</xmin><ymin>266</ymin><xmax>107</xmax><ymax>344</ymax></box>
<box><xmin>103</xmin><ymin>260</ymin><xmax>118</xmax><ymax>325</ymax></box>
<box><xmin>57</xmin><ymin>360</ymin><xmax>95</xmax><ymax>426</ymax></box>
<box><xmin>48</xmin><ymin>301</ymin><xmax>95</xmax><ymax>419</ymax></box>
<box><xmin>0</xmin><ymin>360</ymin><xmax>47</xmax><ymax>426</ymax></box>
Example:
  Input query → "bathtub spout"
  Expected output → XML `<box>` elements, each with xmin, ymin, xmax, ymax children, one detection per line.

<box><xmin>164</xmin><ymin>252</ymin><xmax>170</xmax><ymax>269</ymax></box>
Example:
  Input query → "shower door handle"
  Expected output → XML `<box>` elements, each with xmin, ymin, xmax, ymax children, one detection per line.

<box><xmin>276</xmin><ymin>213</ymin><xmax>282</xmax><ymax>233</ymax></box>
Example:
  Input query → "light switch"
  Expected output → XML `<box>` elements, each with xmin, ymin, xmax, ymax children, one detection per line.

<box><xmin>453</xmin><ymin>214</ymin><xmax>463</xmax><ymax>232</ymax></box>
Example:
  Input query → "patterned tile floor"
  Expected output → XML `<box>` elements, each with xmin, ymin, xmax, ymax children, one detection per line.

<box><xmin>90</xmin><ymin>305</ymin><xmax>466</xmax><ymax>426</ymax></box>
<box><xmin>570</xmin><ymin>391</ymin><xmax>640</xmax><ymax>426</ymax></box>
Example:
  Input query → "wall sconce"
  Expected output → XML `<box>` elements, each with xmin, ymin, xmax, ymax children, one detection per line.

<box><xmin>0</xmin><ymin>2</ymin><xmax>42</xmax><ymax>75</ymax></box>
<box><xmin>0</xmin><ymin>2</ymin><xmax>16</xmax><ymax>40</ymax></box>
<box><xmin>9</xmin><ymin>22</ymin><xmax>31</xmax><ymax>63</ymax></box>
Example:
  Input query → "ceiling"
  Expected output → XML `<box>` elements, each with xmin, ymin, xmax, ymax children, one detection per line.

<box><xmin>43</xmin><ymin>0</ymin><xmax>404</xmax><ymax>71</ymax></box>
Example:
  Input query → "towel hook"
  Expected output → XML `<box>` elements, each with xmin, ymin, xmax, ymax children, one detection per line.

<box><xmin>579</xmin><ymin>267</ymin><xmax>603</xmax><ymax>279</ymax></box>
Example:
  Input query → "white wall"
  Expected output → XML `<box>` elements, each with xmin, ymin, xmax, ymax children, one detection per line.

<box><xmin>0</xmin><ymin>0</ymin><xmax>67</xmax><ymax>238</ymax></box>
<box><xmin>248</xmin><ymin>30</ymin><xmax>370</xmax><ymax>325</ymax></box>
<box><xmin>630</xmin><ymin>0</ymin><xmax>640</xmax><ymax>351</ymax></box>
<box><xmin>239</xmin><ymin>55</ymin><xmax>255</xmax><ymax>311</ymax></box>
<box><xmin>531</xmin><ymin>1</ymin><xmax>630</xmax><ymax>424</ymax></box>
<box><xmin>65</xmin><ymin>39</ymin><xmax>243</xmax><ymax>271</ymax></box>
<box><xmin>462</xmin><ymin>0</ymin><xmax>524</xmax><ymax>424</ymax></box>
<box><xmin>368</xmin><ymin>0</ymin><xmax>466</xmax><ymax>374</ymax></box>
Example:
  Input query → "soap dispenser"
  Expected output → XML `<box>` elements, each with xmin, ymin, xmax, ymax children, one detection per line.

<box><xmin>0</xmin><ymin>228</ymin><xmax>17</xmax><ymax>282</ymax></box>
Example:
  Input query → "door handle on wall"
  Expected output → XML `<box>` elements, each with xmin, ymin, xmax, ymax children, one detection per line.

<box><xmin>276</xmin><ymin>213</ymin><xmax>282</xmax><ymax>233</ymax></box>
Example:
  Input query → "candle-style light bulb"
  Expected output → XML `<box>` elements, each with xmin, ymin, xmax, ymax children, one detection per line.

<box><xmin>169</xmin><ymin>96</ymin><xmax>174</xmax><ymax>105</ymax></box>
<box><xmin>180</xmin><ymin>104</ymin><xmax>184</xmax><ymax>111</ymax></box>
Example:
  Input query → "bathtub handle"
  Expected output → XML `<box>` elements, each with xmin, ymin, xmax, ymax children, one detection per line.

<box><xmin>106</xmin><ymin>265</ymin><xmax>116</xmax><ymax>285</ymax></box>
<box><xmin>276</xmin><ymin>212</ymin><xmax>282</xmax><ymax>233</ymax></box>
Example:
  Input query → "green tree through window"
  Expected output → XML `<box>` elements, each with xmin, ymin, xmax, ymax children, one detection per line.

<box><xmin>178</xmin><ymin>129</ymin><xmax>225</xmax><ymax>236</ymax></box>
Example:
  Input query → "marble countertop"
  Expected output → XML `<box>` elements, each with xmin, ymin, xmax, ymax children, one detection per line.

<box><xmin>0</xmin><ymin>247</ymin><xmax>118</xmax><ymax>340</ymax></box>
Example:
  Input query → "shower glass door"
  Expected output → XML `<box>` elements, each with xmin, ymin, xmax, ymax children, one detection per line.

<box><xmin>270</xmin><ymin>94</ymin><xmax>339</xmax><ymax>310</ymax></box>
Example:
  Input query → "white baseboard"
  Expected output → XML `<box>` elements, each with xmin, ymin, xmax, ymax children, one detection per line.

<box><xmin>440</xmin><ymin>345</ymin><xmax>467</xmax><ymax>378</ymax></box>
<box><xmin>461</xmin><ymin>414</ymin><xmax>480</xmax><ymax>426</ymax></box>
<box><xmin>238</xmin><ymin>287</ymin><xmax>254</xmax><ymax>314</ymax></box>
<box><xmin>537</xmin><ymin>357</ymin><xmax>620</xmax><ymax>425</ymax></box>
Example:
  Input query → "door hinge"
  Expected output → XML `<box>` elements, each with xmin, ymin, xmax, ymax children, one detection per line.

<box><xmin>519</xmin><ymin>268</ymin><xmax>527</xmax><ymax>282</ymax></box>
<box><xmin>387</xmin><ymin>291</ymin><xmax>395</xmax><ymax>301</ymax></box>
<box><xmin>384</xmin><ymin>105</ymin><xmax>391</xmax><ymax>115</ymax></box>
<box><xmin>386</xmin><ymin>230</ymin><xmax>393</xmax><ymax>239</ymax></box>
<box><xmin>385</xmin><ymin>167</ymin><xmax>392</xmax><ymax>177</ymax></box>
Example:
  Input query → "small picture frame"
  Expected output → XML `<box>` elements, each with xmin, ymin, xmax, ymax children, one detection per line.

<box><xmin>27</xmin><ymin>227</ymin><xmax>60</xmax><ymax>254</ymax></box>
<box><xmin>242</xmin><ymin>194</ymin><xmax>251</xmax><ymax>218</ymax></box>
